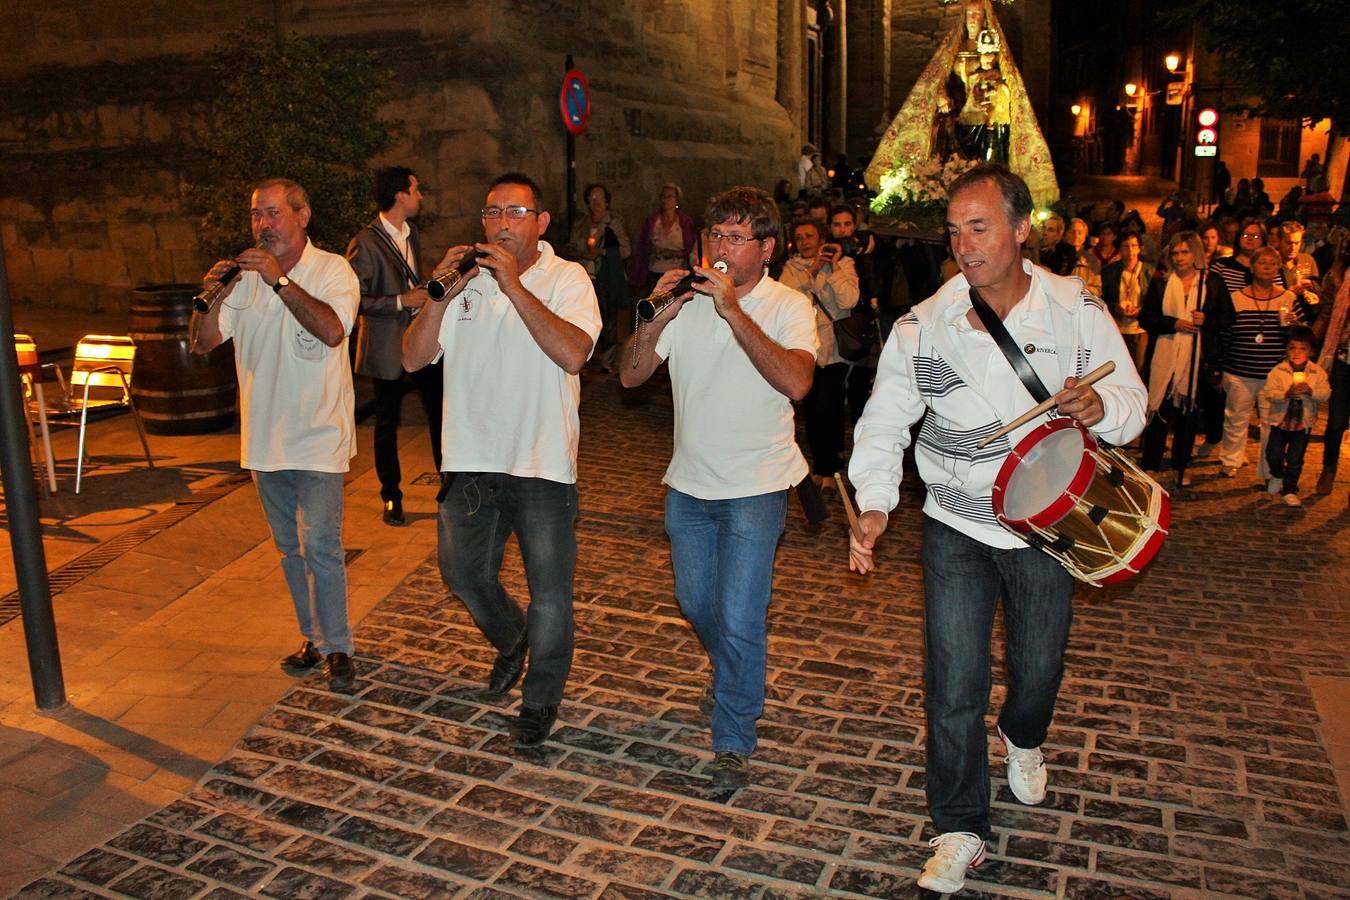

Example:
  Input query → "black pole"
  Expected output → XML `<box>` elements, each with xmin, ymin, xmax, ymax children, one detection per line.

<box><xmin>0</xmin><ymin>240</ymin><xmax>66</xmax><ymax>710</ymax></box>
<box><xmin>565</xmin><ymin>54</ymin><xmax>576</xmax><ymax>241</ymax></box>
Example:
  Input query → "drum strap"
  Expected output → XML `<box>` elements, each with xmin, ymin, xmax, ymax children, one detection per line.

<box><xmin>1027</xmin><ymin>531</ymin><xmax>1075</xmax><ymax>554</ymax></box>
<box><xmin>969</xmin><ymin>288</ymin><xmax>1052</xmax><ymax>404</ymax></box>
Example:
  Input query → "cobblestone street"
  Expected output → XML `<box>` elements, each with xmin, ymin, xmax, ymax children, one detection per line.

<box><xmin>18</xmin><ymin>371</ymin><xmax>1350</xmax><ymax>899</ymax></box>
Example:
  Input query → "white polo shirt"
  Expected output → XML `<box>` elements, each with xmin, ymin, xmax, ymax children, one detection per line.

<box><xmin>655</xmin><ymin>274</ymin><xmax>818</xmax><ymax>500</ymax></box>
<box><xmin>434</xmin><ymin>241</ymin><xmax>601</xmax><ymax>484</ymax></box>
<box><xmin>217</xmin><ymin>239</ymin><xmax>360</xmax><ymax>473</ymax></box>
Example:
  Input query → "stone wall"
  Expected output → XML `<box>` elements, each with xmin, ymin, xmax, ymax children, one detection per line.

<box><xmin>0</xmin><ymin>0</ymin><xmax>800</xmax><ymax>314</ymax></box>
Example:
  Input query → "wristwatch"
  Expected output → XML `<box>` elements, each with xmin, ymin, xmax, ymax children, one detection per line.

<box><xmin>273</xmin><ymin>275</ymin><xmax>291</xmax><ymax>294</ymax></box>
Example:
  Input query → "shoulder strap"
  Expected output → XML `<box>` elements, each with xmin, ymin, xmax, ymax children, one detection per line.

<box><xmin>363</xmin><ymin>221</ymin><xmax>420</xmax><ymax>289</ymax></box>
<box><xmin>969</xmin><ymin>287</ymin><xmax>1052</xmax><ymax>404</ymax></box>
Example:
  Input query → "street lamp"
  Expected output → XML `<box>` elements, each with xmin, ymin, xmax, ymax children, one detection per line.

<box><xmin>1124</xmin><ymin>82</ymin><xmax>1138</xmax><ymax>98</ymax></box>
<box><xmin>1071</xmin><ymin>103</ymin><xmax>1082</xmax><ymax>116</ymax></box>
<box><xmin>1165</xmin><ymin>53</ymin><xmax>1181</xmax><ymax>74</ymax></box>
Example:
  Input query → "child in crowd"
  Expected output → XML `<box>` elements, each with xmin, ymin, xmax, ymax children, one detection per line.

<box><xmin>1261</xmin><ymin>324</ymin><xmax>1331</xmax><ymax>506</ymax></box>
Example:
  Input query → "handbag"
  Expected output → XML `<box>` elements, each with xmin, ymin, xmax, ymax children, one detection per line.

<box><xmin>810</xmin><ymin>293</ymin><xmax>878</xmax><ymax>363</ymax></box>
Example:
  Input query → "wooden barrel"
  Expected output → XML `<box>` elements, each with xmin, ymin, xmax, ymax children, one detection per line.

<box><xmin>129</xmin><ymin>284</ymin><xmax>238</xmax><ymax>435</ymax></box>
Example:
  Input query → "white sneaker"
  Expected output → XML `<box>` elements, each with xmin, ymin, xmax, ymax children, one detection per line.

<box><xmin>918</xmin><ymin>832</ymin><xmax>986</xmax><ymax>894</ymax></box>
<box><xmin>1284</xmin><ymin>493</ymin><xmax>1302</xmax><ymax>507</ymax></box>
<box><xmin>998</xmin><ymin>726</ymin><xmax>1047</xmax><ymax>805</ymax></box>
<box><xmin>1268</xmin><ymin>477</ymin><xmax>1283</xmax><ymax>495</ymax></box>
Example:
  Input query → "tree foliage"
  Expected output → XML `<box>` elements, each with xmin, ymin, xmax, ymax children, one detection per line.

<box><xmin>1167</xmin><ymin>1</ymin><xmax>1350</xmax><ymax>134</ymax></box>
<box><xmin>189</xmin><ymin>25</ymin><xmax>399</xmax><ymax>257</ymax></box>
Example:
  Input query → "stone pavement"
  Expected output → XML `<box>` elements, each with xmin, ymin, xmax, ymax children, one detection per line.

<box><xmin>6</xmin><ymin>371</ymin><xmax>1350</xmax><ymax>899</ymax></box>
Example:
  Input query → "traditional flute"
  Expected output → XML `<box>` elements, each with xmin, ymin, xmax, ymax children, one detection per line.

<box><xmin>192</xmin><ymin>240</ymin><xmax>265</xmax><ymax>313</ymax></box>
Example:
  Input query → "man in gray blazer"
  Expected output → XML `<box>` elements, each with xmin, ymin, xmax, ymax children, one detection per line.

<box><xmin>346</xmin><ymin>166</ymin><xmax>444</xmax><ymax>525</ymax></box>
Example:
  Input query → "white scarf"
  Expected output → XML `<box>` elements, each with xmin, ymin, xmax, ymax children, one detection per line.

<box><xmin>1146</xmin><ymin>272</ymin><xmax>1200</xmax><ymax>414</ymax></box>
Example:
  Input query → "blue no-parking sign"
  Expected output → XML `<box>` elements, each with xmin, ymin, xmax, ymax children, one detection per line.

<box><xmin>560</xmin><ymin>69</ymin><xmax>590</xmax><ymax>135</ymax></box>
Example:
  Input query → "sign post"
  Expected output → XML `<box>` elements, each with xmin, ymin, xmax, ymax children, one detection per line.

<box><xmin>0</xmin><ymin>241</ymin><xmax>66</xmax><ymax>710</ymax></box>
<box><xmin>560</xmin><ymin>61</ymin><xmax>590</xmax><ymax>240</ymax></box>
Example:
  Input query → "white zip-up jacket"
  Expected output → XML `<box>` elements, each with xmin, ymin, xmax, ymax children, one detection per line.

<box><xmin>849</xmin><ymin>260</ymin><xmax>1147</xmax><ymax>548</ymax></box>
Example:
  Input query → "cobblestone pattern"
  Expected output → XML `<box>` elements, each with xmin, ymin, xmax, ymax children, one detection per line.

<box><xmin>20</xmin><ymin>376</ymin><xmax>1350</xmax><ymax>898</ymax></box>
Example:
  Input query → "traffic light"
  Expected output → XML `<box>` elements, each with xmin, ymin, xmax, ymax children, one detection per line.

<box><xmin>1194</xmin><ymin>107</ymin><xmax>1219</xmax><ymax>157</ymax></box>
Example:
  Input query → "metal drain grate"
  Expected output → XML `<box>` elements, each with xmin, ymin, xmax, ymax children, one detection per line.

<box><xmin>0</xmin><ymin>475</ymin><xmax>252</xmax><ymax>627</ymax></box>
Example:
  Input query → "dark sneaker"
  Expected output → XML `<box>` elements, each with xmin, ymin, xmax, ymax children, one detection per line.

<box><xmin>324</xmin><ymin>652</ymin><xmax>356</xmax><ymax>692</ymax></box>
<box><xmin>698</xmin><ymin>683</ymin><xmax>715</xmax><ymax>716</ymax></box>
<box><xmin>1316</xmin><ymin>469</ymin><xmax>1335</xmax><ymax>495</ymax></box>
<box><xmin>707</xmin><ymin>751</ymin><xmax>750</xmax><ymax>791</ymax></box>
<box><xmin>280</xmin><ymin>640</ymin><xmax>322</xmax><ymax>675</ymax></box>
<box><xmin>383</xmin><ymin>499</ymin><xmax>406</xmax><ymax>526</ymax></box>
<box><xmin>511</xmin><ymin>705</ymin><xmax>557</xmax><ymax>748</ymax></box>
<box><xmin>488</xmin><ymin>634</ymin><xmax>528</xmax><ymax>694</ymax></box>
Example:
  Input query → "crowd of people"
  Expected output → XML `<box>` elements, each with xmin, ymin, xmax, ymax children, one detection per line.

<box><xmin>1034</xmin><ymin>177</ymin><xmax>1348</xmax><ymax>507</ymax></box>
<box><xmin>185</xmin><ymin>159</ymin><xmax>1344</xmax><ymax>896</ymax></box>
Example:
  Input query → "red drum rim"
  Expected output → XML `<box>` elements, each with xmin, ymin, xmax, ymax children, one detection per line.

<box><xmin>1097</xmin><ymin>489</ymin><xmax>1171</xmax><ymax>585</ymax></box>
<box><xmin>993</xmin><ymin>417</ymin><xmax>1098</xmax><ymax>532</ymax></box>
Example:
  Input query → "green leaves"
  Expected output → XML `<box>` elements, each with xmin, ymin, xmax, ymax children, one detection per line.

<box><xmin>1167</xmin><ymin>2</ymin><xmax>1350</xmax><ymax>135</ymax></box>
<box><xmin>187</xmin><ymin>24</ymin><xmax>400</xmax><ymax>257</ymax></box>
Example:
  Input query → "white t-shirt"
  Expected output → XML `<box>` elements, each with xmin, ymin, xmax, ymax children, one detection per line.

<box><xmin>217</xmin><ymin>239</ymin><xmax>359</xmax><ymax>473</ymax></box>
<box><xmin>655</xmin><ymin>274</ymin><xmax>818</xmax><ymax>500</ymax></box>
<box><xmin>434</xmin><ymin>241</ymin><xmax>601</xmax><ymax>484</ymax></box>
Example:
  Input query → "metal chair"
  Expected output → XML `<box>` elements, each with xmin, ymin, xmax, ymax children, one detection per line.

<box><xmin>49</xmin><ymin>334</ymin><xmax>154</xmax><ymax>493</ymax></box>
<box><xmin>15</xmin><ymin>333</ymin><xmax>58</xmax><ymax>494</ymax></box>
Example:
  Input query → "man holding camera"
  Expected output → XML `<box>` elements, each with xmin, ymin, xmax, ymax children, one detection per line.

<box><xmin>191</xmin><ymin>178</ymin><xmax>360</xmax><ymax>692</ymax></box>
<box><xmin>346</xmin><ymin>166</ymin><xmax>443</xmax><ymax>526</ymax></box>
<box><xmin>780</xmin><ymin>218</ymin><xmax>859</xmax><ymax>487</ymax></box>
<box><xmin>402</xmin><ymin>173</ymin><xmax>601</xmax><ymax>748</ymax></box>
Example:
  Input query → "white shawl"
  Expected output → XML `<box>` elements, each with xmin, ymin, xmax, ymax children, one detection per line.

<box><xmin>1146</xmin><ymin>273</ymin><xmax>1200</xmax><ymax>414</ymax></box>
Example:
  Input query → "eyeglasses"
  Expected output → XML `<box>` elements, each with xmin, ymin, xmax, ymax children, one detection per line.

<box><xmin>1240</xmin><ymin>232</ymin><xmax>1263</xmax><ymax>239</ymax></box>
<box><xmin>481</xmin><ymin>206</ymin><xmax>541</xmax><ymax>220</ymax></box>
<box><xmin>708</xmin><ymin>230</ymin><xmax>760</xmax><ymax>246</ymax></box>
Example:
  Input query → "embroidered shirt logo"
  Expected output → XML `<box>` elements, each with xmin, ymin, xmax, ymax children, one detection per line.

<box><xmin>1024</xmin><ymin>344</ymin><xmax>1057</xmax><ymax>355</ymax></box>
<box><xmin>457</xmin><ymin>287</ymin><xmax>483</xmax><ymax>322</ymax></box>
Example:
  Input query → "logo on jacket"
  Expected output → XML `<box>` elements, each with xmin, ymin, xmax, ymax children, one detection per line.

<box><xmin>1025</xmin><ymin>343</ymin><xmax>1056</xmax><ymax>355</ymax></box>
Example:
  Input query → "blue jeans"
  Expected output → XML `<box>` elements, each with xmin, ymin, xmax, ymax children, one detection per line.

<box><xmin>665</xmin><ymin>488</ymin><xmax>787</xmax><ymax>756</ymax></box>
<box><xmin>438</xmin><ymin>473</ymin><xmax>578</xmax><ymax>707</ymax></box>
<box><xmin>921</xmin><ymin>517</ymin><xmax>1073</xmax><ymax>839</ymax></box>
<box><xmin>253</xmin><ymin>470</ymin><xmax>352</xmax><ymax>655</ymax></box>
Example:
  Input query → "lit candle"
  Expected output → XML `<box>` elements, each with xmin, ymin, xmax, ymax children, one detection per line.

<box><xmin>1293</xmin><ymin>371</ymin><xmax>1307</xmax><ymax>384</ymax></box>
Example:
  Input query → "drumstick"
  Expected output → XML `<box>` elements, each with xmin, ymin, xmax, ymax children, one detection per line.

<box><xmin>975</xmin><ymin>360</ymin><xmax>1116</xmax><ymax>450</ymax></box>
<box><xmin>834</xmin><ymin>472</ymin><xmax>864</xmax><ymax>543</ymax></box>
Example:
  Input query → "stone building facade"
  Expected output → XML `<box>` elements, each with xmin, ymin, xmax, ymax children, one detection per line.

<box><xmin>0</xmin><ymin>0</ymin><xmax>1050</xmax><ymax>315</ymax></box>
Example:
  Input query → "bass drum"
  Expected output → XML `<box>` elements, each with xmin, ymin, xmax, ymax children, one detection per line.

<box><xmin>992</xmin><ymin>417</ymin><xmax>1169</xmax><ymax>587</ymax></box>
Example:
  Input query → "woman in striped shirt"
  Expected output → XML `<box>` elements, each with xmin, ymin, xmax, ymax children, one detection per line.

<box><xmin>1219</xmin><ymin>245</ymin><xmax>1304</xmax><ymax>479</ymax></box>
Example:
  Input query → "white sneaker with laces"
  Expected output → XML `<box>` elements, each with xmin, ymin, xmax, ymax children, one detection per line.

<box><xmin>918</xmin><ymin>832</ymin><xmax>986</xmax><ymax>894</ymax></box>
<box><xmin>998</xmin><ymin>726</ymin><xmax>1047</xmax><ymax>805</ymax></box>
